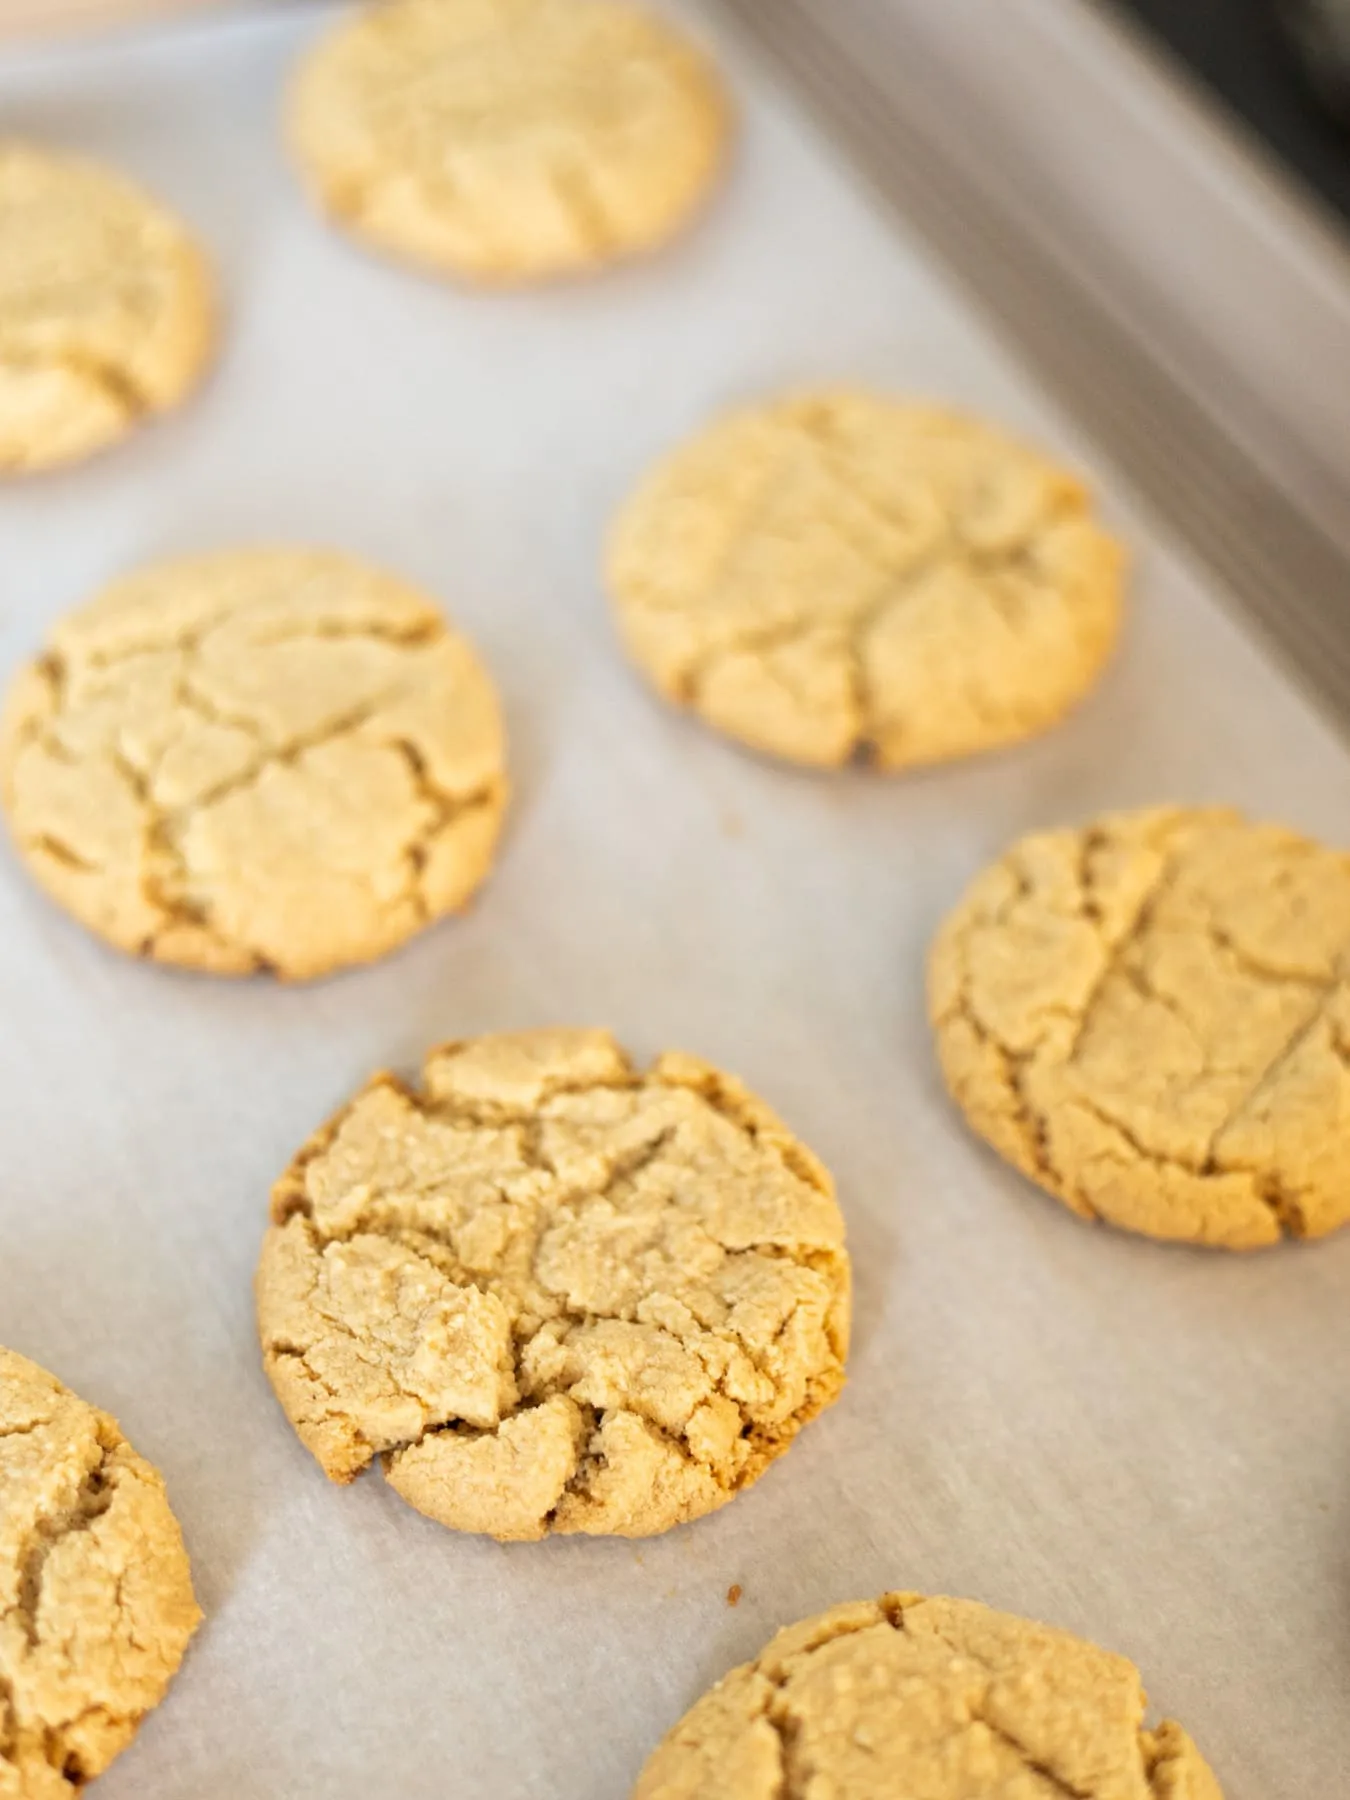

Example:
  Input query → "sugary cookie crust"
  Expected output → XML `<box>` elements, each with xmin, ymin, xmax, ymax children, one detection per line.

<box><xmin>633</xmin><ymin>1593</ymin><xmax>1224</xmax><ymax>1800</ymax></box>
<box><xmin>0</xmin><ymin>1349</ymin><xmax>201</xmax><ymax>1798</ymax></box>
<box><xmin>929</xmin><ymin>807</ymin><xmax>1350</xmax><ymax>1248</ymax></box>
<box><xmin>289</xmin><ymin>0</ymin><xmax>730</xmax><ymax>285</ymax></box>
<box><xmin>256</xmin><ymin>1029</ymin><xmax>850</xmax><ymax>1540</ymax></box>
<box><xmin>0</xmin><ymin>142</ymin><xmax>214</xmax><ymax>474</ymax></box>
<box><xmin>0</xmin><ymin>549</ymin><xmax>507</xmax><ymax>980</ymax></box>
<box><xmin>608</xmin><ymin>391</ymin><xmax>1124</xmax><ymax>769</ymax></box>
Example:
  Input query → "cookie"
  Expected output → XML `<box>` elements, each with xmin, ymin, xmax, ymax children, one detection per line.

<box><xmin>607</xmin><ymin>391</ymin><xmax>1124</xmax><ymax>769</ymax></box>
<box><xmin>929</xmin><ymin>807</ymin><xmax>1350</xmax><ymax>1249</ymax></box>
<box><xmin>0</xmin><ymin>142</ymin><xmax>214</xmax><ymax>474</ymax></box>
<box><xmin>256</xmin><ymin>1028</ymin><xmax>850</xmax><ymax>1540</ymax></box>
<box><xmin>0</xmin><ymin>1348</ymin><xmax>201</xmax><ymax>1797</ymax></box>
<box><xmin>633</xmin><ymin>1592</ymin><xmax>1223</xmax><ymax>1799</ymax></box>
<box><xmin>0</xmin><ymin>548</ymin><xmax>507</xmax><ymax>981</ymax></box>
<box><xmin>288</xmin><ymin>0</ymin><xmax>730</xmax><ymax>285</ymax></box>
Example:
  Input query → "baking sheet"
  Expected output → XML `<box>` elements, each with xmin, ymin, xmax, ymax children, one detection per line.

<box><xmin>2</xmin><ymin>6</ymin><xmax>1349</xmax><ymax>1796</ymax></box>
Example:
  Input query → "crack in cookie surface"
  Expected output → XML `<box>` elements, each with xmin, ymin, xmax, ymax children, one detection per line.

<box><xmin>0</xmin><ymin>548</ymin><xmax>508</xmax><ymax>980</ymax></box>
<box><xmin>288</xmin><ymin>0</ymin><xmax>730</xmax><ymax>284</ymax></box>
<box><xmin>0</xmin><ymin>143</ymin><xmax>213</xmax><ymax>473</ymax></box>
<box><xmin>255</xmin><ymin>1028</ymin><xmax>851</xmax><ymax>1540</ymax></box>
<box><xmin>0</xmin><ymin>1349</ymin><xmax>200</xmax><ymax>1796</ymax></box>
<box><xmin>632</xmin><ymin>1593</ymin><xmax>1224</xmax><ymax>1800</ymax></box>
<box><xmin>928</xmin><ymin>807</ymin><xmax>1350</xmax><ymax>1248</ymax></box>
<box><xmin>607</xmin><ymin>391</ymin><xmax>1124</xmax><ymax>769</ymax></box>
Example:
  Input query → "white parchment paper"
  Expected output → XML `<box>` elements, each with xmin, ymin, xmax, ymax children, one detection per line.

<box><xmin>1</xmin><ymin>8</ymin><xmax>1348</xmax><ymax>1795</ymax></box>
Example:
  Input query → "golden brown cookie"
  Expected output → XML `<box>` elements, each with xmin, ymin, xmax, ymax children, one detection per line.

<box><xmin>256</xmin><ymin>1028</ymin><xmax>850</xmax><ymax>1540</ymax></box>
<box><xmin>0</xmin><ymin>548</ymin><xmax>508</xmax><ymax>981</ymax></box>
<box><xmin>608</xmin><ymin>390</ymin><xmax>1124</xmax><ymax>769</ymax></box>
<box><xmin>288</xmin><ymin>0</ymin><xmax>730</xmax><ymax>285</ymax></box>
<box><xmin>0</xmin><ymin>142</ymin><xmax>214</xmax><ymax>474</ymax></box>
<box><xmin>929</xmin><ymin>807</ymin><xmax>1350</xmax><ymax>1249</ymax></box>
<box><xmin>0</xmin><ymin>1348</ymin><xmax>201</xmax><ymax>1798</ymax></box>
<box><xmin>633</xmin><ymin>1592</ymin><xmax>1224</xmax><ymax>1799</ymax></box>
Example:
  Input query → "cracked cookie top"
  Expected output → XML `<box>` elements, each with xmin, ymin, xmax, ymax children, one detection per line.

<box><xmin>0</xmin><ymin>1348</ymin><xmax>200</xmax><ymax>1799</ymax></box>
<box><xmin>255</xmin><ymin>1028</ymin><xmax>850</xmax><ymax>1540</ymax></box>
<box><xmin>0</xmin><ymin>143</ymin><xmax>214</xmax><ymax>474</ymax></box>
<box><xmin>632</xmin><ymin>1592</ymin><xmax>1224</xmax><ymax>1799</ymax></box>
<box><xmin>288</xmin><ymin>0</ymin><xmax>730</xmax><ymax>285</ymax></box>
<box><xmin>0</xmin><ymin>548</ymin><xmax>507</xmax><ymax>980</ymax></box>
<box><xmin>929</xmin><ymin>807</ymin><xmax>1350</xmax><ymax>1249</ymax></box>
<box><xmin>607</xmin><ymin>391</ymin><xmax>1124</xmax><ymax>769</ymax></box>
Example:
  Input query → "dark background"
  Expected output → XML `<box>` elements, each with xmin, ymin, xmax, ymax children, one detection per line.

<box><xmin>1106</xmin><ymin>0</ymin><xmax>1350</xmax><ymax>225</ymax></box>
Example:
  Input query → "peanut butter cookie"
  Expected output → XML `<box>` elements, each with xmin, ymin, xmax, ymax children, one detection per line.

<box><xmin>0</xmin><ymin>1348</ymin><xmax>201</xmax><ymax>1798</ymax></box>
<box><xmin>256</xmin><ymin>1029</ymin><xmax>850</xmax><ymax>1539</ymax></box>
<box><xmin>0</xmin><ymin>548</ymin><xmax>507</xmax><ymax>980</ymax></box>
<box><xmin>0</xmin><ymin>143</ymin><xmax>214</xmax><ymax>474</ymax></box>
<box><xmin>633</xmin><ymin>1593</ymin><xmax>1223</xmax><ymax>1799</ymax></box>
<box><xmin>929</xmin><ymin>807</ymin><xmax>1350</xmax><ymax>1248</ymax></box>
<box><xmin>289</xmin><ymin>0</ymin><xmax>730</xmax><ymax>285</ymax></box>
<box><xmin>608</xmin><ymin>391</ymin><xmax>1124</xmax><ymax>768</ymax></box>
